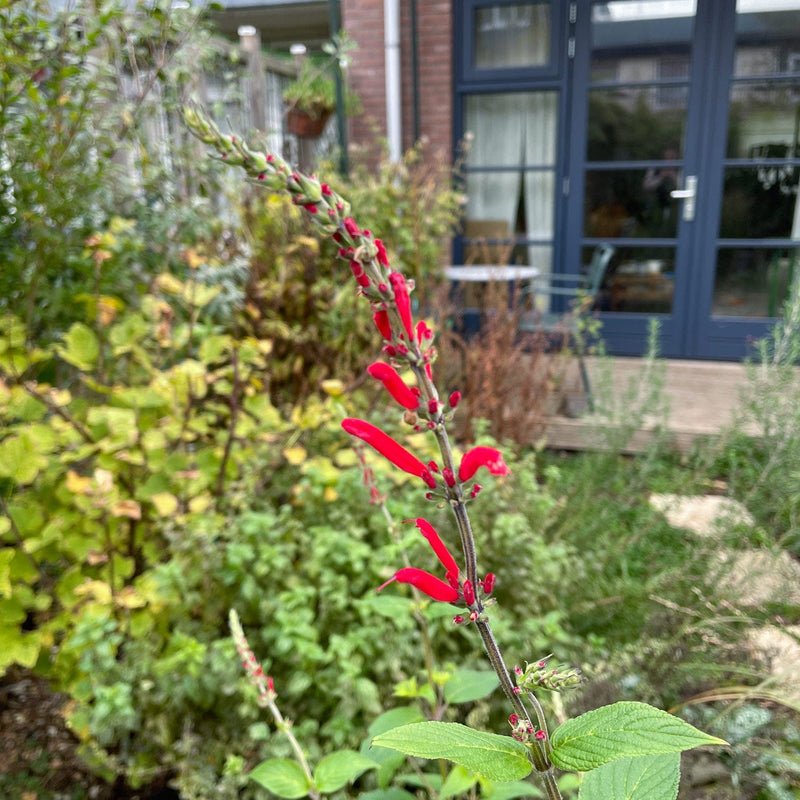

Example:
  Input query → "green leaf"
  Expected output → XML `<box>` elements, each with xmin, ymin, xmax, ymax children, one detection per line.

<box><xmin>371</xmin><ymin>722</ymin><xmax>531</xmax><ymax>782</ymax></box>
<box><xmin>249</xmin><ymin>758</ymin><xmax>311</xmax><ymax>798</ymax></box>
<box><xmin>313</xmin><ymin>749</ymin><xmax>377</xmax><ymax>793</ymax></box>
<box><xmin>357</xmin><ymin>790</ymin><xmax>417</xmax><ymax>800</ymax></box>
<box><xmin>550</xmin><ymin>702</ymin><xmax>727</xmax><ymax>772</ymax></box>
<box><xmin>482</xmin><ymin>779</ymin><xmax>543</xmax><ymax>800</ymax></box>
<box><xmin>579</xmin><ymin>754</ymin><xmax>681</xmax><ymax>800</ymax></box>
<box><xmin>440</xmin><ymin>764</ymin><xmax>477</xmax><ymax>798</ymax></box>
<box><xmin>444</xmin><ymin>669</ymin><xmax>499</xmax><ymax>704</ymax></box>
<box><xmin>363</xmin><ymin>706</ymin><xmax>426</xmax><ymax>789</ymax></box>
<box><xmin>58</xmin><ymin>322</ymin><xmax>99</xmax><ymax>370</ymax></box>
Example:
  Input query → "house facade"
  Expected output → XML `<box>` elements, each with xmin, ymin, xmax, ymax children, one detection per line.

<box><xmin>340</xmin><ymin>0</ymin><xmax>800</xmax><ymax>360</ymax></box>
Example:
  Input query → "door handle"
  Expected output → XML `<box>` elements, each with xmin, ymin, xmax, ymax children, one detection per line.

<box><xmin>670</xmin><ymin>175</ymin><xmax>697</xmax><ymax>221</ymax></box>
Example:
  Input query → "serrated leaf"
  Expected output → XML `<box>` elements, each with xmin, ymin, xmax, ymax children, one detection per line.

<box><xmin>372</xmin><ymin>722</ymin><xmax>531</xmax><ymax>782</ymax></box>
<box><xmin>579</xmin><ymin>754</ymin><xmax>681</xmax><ymax>800</ymax></box>
<box><xmin>249</xmin><ymin>757</ymin><xmax>311</xmax><ymax>798</ymax></box>
<box><xmin>363</xmin><ymin>707</ymin><xmax>429</xmax><ymax>789</ymax></box>
<box><xmin>313</xmin><ymin>749</ymin><xmax>377</xmax><ymax>792</ymax></box>
<box><xmin>550</xmin><ymin>702</ymin><xmax>727</xmax><ymax>772</ymax></box>
<box><xmin>444</xmin><ymin>669</ymin><xmax>499</xmax><ymax>704</ymax></box>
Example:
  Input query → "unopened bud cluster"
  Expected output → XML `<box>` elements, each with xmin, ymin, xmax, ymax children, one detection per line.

<box><xmin>229</xmin><ymin>609</ymin><xmax>276</xmax><ymax>707</ymax></box>
<box><xmin>515</xmin><ymin>656</ymin><xmax>583</xmax><ymax>693</ymax></box>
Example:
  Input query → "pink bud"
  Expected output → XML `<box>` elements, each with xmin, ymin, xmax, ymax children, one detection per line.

<box><xmin>448</xmin><ymin>391</ymin><xmax>462</xmax><ymax>409</ymax></box>
<box><xmin>534</xmin><ymin>730</ymin><xmax>546</xmax><ymax>741</ymax></box>
<box><xmin>483</xmin><ymin>573</ymin><xmax>495</xmax><ymax>595</ymax></box>
<box><xmin>321</xmin><ymin>183</ymin><xmax>332</xmax><ymax>196</ymax></box>
<box><xmin>427</xmin><ymin>398</ymin><xmax>439</xmax><ymax>415</ymax></box>
<box><xmin>442</xmin><ymin>467</ymin><xmax>456</xmax><ymax>487</ymax></box>
<box><xmin>375</xmin><ymin>238</ymin><xmax>389</xmax><ymax>267</ymax></box>
<box><xmin>357</xmin><ymin>273</ymin><xmax>371</xmax><ymax>288</ymax></box>
<box><xmin>453</xmin><ymin>615</ymin><xmax>465</xmax><ymax>624</ymax></box>
<box><xmin>509</xmin><ymin>714</ymin><xmax>519</xmax><ymax>725</ymax></box>
<box><xmin>469</xmin><ymin>483</ymin><xmax>482</xmax><ymax>498</ymax></box>
<box><xmin>462</xmin><ymin>579</ymin><xmax>475</xmax><ymax>606</ymax></box>
<box><xmin>343</xmin><ymin>217</ymin><xmax>360</xmax><ymax>237</ymax></box>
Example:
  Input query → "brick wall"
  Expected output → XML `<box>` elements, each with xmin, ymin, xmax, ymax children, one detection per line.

<box><xmin>342</xmin><ymin>0</ymin><xmax>452</xmax><ymax>164</ymax></box>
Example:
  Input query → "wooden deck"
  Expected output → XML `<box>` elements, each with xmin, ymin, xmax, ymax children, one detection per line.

<box><xmin>543</xmin><ymin>357</ymin><xmax>757</xmax><ymax>453</ymax></box>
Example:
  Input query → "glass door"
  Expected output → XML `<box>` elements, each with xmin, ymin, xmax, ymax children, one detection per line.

<box><xmin>695</xmin><ymin>1</ymin><xmax>800</xmax><ymax>358</ymax></box>
<box><xmin>569</xmin><ymin>0</ymin><xmax>800</xmax><ymax>359</ymax></box>
<box><xmin>567</xmin><ymin>0</ymin><xmax>704</xmax><ymax>357</ymax></box>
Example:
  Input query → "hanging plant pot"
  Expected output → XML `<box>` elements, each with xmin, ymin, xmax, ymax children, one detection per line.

<box><xmin>286</xmin><ymin>108</ymin><xmax>331</xmax><ymax>138</ymax></box>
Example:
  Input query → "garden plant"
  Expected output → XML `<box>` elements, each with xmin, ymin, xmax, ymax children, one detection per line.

<box><xmin>182</xmin><ymin>104</ymin><xmax>727</xmax><ymax>800</ymax></box>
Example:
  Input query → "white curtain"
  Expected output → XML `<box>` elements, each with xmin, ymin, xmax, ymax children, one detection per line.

<box><xmin>464</xmin><ymin>92</ymin><xmax>557</xmax><ymax>274</ymax></box>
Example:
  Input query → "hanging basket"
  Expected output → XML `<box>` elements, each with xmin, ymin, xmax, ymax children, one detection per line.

<box><xmin>286</xmin><ymin>108</ymin><xmax>331</xmax><ymax>138</ymax></box>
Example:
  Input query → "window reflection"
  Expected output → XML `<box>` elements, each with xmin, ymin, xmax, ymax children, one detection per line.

<box><xmin>727</xmin><ymin>83</ymin><xmax>800</xmax><ymax>158</ymax></box>
<box><xmin>713</xmin><ymin>248</ymin><xmax>798</xmax><ymax>317</ymax></box>
<box><xmin>474</xmin><ymin>3</ymin><xmax>550</xmax><ymax>69</ymax></box>
<box><xmin>584</xmin><ymin>169</ymin><xmax>681</xmax><ymax>239</ymax></box>
<box><xmin>587</xmin><ymin>86</ymin><xmax>688</xmax><ymax>161</ymax></box>
<box><xmin>720</xmin><ymin>167</ymin><xmax>800</xmax><ymax>240</ymax></box>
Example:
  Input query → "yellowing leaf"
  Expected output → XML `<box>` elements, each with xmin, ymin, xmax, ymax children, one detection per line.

<box><xmin>73</xmin><ymin>580</ymin><xmax>112</xmax><ymax>604</ymax></box>
<box><xmin>321</xmin><ymin>379</ymin><xmax>345</xmax><ymax>397</ymax></box>
<box><xmin>115</xmin><ymin>587</ymin><xmax>146</xmax><ymax>609</ymax></box>
<box><xmin>151</xmin><ymin>492</ymin><xmax>179</xmax><ymax>517</ymax></box>
<box><xmin>188</xmin><ymin>494</ymin><xmax>211</xmax><ymax>514</ymax></box>
<box><xmin>66</xmin><ymin>470</ymin><xmax>92</xmax><ymax>495</ymax></box>
<box><xmin>155</xmin><ymin>273</ymin><xmax>184</xmax><ymax>295</ymax></box>
<box><xmin>283</xmin><ymin>446</ymin><xmax>307</xmax><ymax>466</ymax></box>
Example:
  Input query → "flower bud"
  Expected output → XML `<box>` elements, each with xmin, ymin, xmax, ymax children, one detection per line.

<box><xmin>482</xmin><ymin>573</ymin><xmax>495</xmax><ymax>595</ymax></box>
<box><xmin>448</xmin><ymin>390</ymin><xmax>462</xmax><ymax>409</ymax></box>
<box><xmin>462</xmin><ymin>579</ymin><xmax>475</xmax><ymax>606</ymax></box>
<box><xmin>442</xmin><ymin>468</ymin><xmax>456</xmax><ymax>488</ymax></box>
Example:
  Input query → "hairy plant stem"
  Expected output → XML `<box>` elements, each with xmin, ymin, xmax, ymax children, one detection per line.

<box><xmin>412</xmin><ymin>359</ymin><xmax>562</xmax><ymax>800</ymax></box>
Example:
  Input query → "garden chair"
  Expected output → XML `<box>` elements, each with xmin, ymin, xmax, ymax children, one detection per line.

<box><xmin>517</xmin><ymin>243</ymin><xmax>615</xmax><ymax>412</ymax></box>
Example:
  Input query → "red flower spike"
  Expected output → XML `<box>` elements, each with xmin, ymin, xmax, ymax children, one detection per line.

<box><xmin>375</xmin><ymin>239</ymin><xmax>389</xmax><ymax>267</ymax></box>
<box><xmin>462</xmin><ymin>579</ymin><xmax>475</xmax><ymax>606</ymax></box>
<box><xmin>389</xmin><ymin>272</ymin><xmax>415</xmax><ymax>339</ymax></box>
<box><xmin>411</xmin><ymin>518</ymin><xmax>460</xmax><ymax>580</ymax></box>
<box><xmin>342</xmin><ymin>418</ymin><xmax>430</xmax><ymax>482</ymax></box>
<box><xmin>379</xmin><ymin>568</ymin><xmax>459</xmax><ymax>602</ymax></box>
<box><xmin>483</xmin><ymin>573</ymin><xmax>495</xmax><ymax>595</ymax></box>
<box><xmin>367</xmin><ymin>362</ymin><xmax>420</xmax><ymax>410</ymax></box>
<box><xmin>458</xmin><ymin>446</ymin><xmax>510</xmax><ymax>482</ymax></box>
<box><xmin>373</xmin><ymin>310</ymin><xmax>392</xmax><ymax>340</ymax></box>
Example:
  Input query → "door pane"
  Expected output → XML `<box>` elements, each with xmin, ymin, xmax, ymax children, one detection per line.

<box><xmin>604</xmin><ymin>246</ymin><xmax>675</xmax><ymax>314</ymax></box>
<box><xmin>474</xmin><ymin>3</ymin><xmax>551</xmax><ymax>69</ymax></box>
<box><xmin>584</xmin><ymin>168</ymin><xmax>681</xmax><ymax>238</ymax></box>
<box><xmin>713</xmin><ymin>247</ymin><xmax>799</xmax><ymax>317</ymax></box>
<box><xmin>587</xmin><ymin>86</ymin><xmax>689</xmax><ymax>161</ymax></box>
<box><xmin>713</xmin><ymin>2</ymin><xmax>800</xmax><ymax>319</ymax></box>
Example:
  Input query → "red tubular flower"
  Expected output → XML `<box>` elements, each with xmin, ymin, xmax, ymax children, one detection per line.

<box><xmin>411</xmin><ymin>518</ymin><xmax>459</xmax><ymax>582</ymax></box>
<box><xmin>373</xmin><ymin>309</ymin><xmax>392</xmax><ymax>340</ymax></box>
<box><xmin>378</xmin><ymin>518</ymin><xmax>462</xmax><ymax>603</ymax></box>
<box><xmin>342</xmin><ymin>418</ymin><xmax>433</xmax><ymax>484</ymax></box>
<box><xmin>389</xmin><ymin>272</ymin><xmax>414</xmax><ymax>339</ymax></box>
<box><xmin>367</xmin><ymin>362</ymin><xmax>419</xmax><ymax>410</ymax></box>
<box><xmin>458</xmin><ymin>446</ymin><xmax>510</xmax><ymax>482</ymax></box>
<box><xmin>379</xmin><ymin>568</ymin><xmax>459</xmax><ymax>602</ymax></box>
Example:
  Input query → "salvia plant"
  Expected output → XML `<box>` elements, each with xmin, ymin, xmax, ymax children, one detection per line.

<box><xmin>183</xmin><ymin>104</ymin><xmax>726</xmax><ymax>800</ymax></box>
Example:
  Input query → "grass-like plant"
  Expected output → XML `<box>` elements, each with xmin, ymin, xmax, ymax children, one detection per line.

<box><xmin>183</xmin><ymin>104</ymin><xmax>726</xmax><ymax>800</ymax></box>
